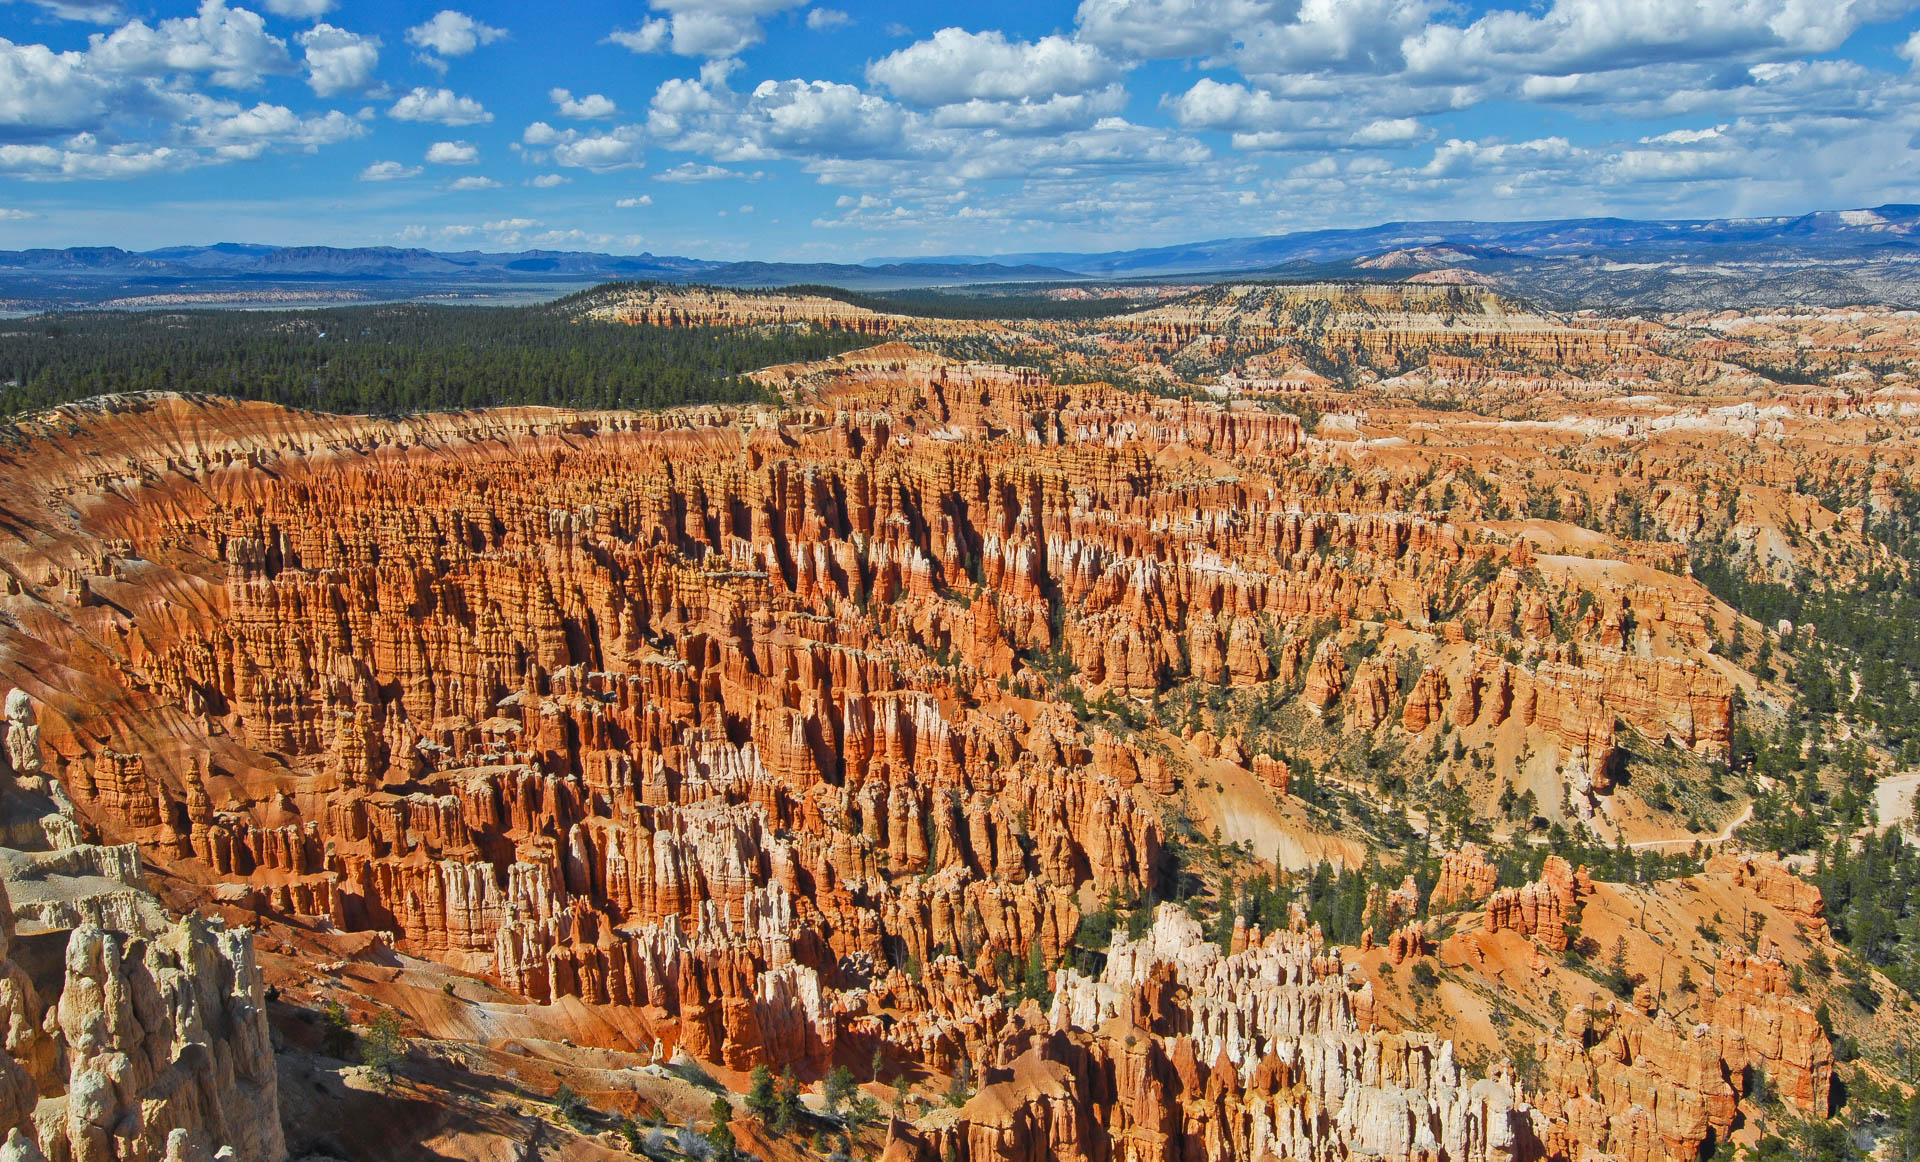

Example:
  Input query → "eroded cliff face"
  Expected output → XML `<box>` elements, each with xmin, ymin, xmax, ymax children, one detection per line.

<box><xmin>873</xmin><ymin>903</ymin><xmax>1529</xmax><ymax>1162</ymax></box>
<box><xmin>0</xmin><ymin>330</ymin><xmax>1870</xmax><ymax>1161</ymax></box>
<box><xmin>0</xmin><ymin>725</ymin><xmax>280</xmax><ymax>1162</ymax></box>
<box><xmin>887</xmin><ymin>898</ymin><xmax>1834</xmax><ymax>1162</ymax></box>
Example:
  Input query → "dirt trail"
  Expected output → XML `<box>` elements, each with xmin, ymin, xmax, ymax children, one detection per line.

<box><xmin>1626</xmin><ymin>801</ymin><xmax>1754</xmax><ymax>850</ymax></box>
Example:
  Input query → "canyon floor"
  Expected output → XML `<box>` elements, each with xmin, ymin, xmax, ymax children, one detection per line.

<box><xmin>0</xmin><ymin>281</ymin><xmax>1916</xmax><ymax>1162</ymax></box>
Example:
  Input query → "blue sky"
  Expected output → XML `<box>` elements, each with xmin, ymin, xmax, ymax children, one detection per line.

<box><xmin>2</xmin><ymin>0</ymin><xmax>1919</xmax><ymax>259</ymax></box>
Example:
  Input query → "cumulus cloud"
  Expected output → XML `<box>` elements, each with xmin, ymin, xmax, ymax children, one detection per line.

<box><xmin>389</xmin><ymin>86</ymin><xmax>490</xmax><ymax>124</ymax></box>
<box><xmin>189</xmin><ymin>100</ymin><xmax>361</xmax><ymax>157</ymax></box>
<box><xmin>648</xmin><ymin>74</ymin><xmax>909</xmax><ymax>161</ymax></box>
<box><xmin>550</xmin><ymin>87</ymin><xmax>616</xmax><ymax>118</ymax></box>
<box><xmin>1422</xmin><ymin>134</ymin><xmax>1577</xmax><ymax>177</ymax></box>
<box><xmin>606</xmin><ymin>20</ymin><xmax>670</xmax><ymax>54</ymax></box>
<box><xmin>0</xmin><ymin>137</ymin><xmax>191</xmax><ymax>179</ymax></box>
<box><xmin>86</xmin><ymin>0</ymin><xmax>296</xmax><ymax>88</ymax></box>
<box><xmin>0</xmin><ymin>38</ymin><xmax>142</xmax><ymax>134</ymax></box>
<box><xmin>929</xmin><ymin>88</ymin><xmax>1128</xmax><ymax>133</ymax></box>
<box><xmin>521</xmin><ymin>120</ymin><xmax>645</xmax><ymax>171</ymax></box>
<box><xmin>7</xmin><ymin>1</ymin><xmax>126</xmax><ymax>21</ymax></box>
<box><xmin>1073</xmin><ymin>0</ymin><xmax>1281</xmax><ymax>60</ymax></box>
<box><xmin>527</xmin><ymin>172</ymin><xmax>568</xmax><ymax>187</ymax></box>
<box><xmin>261</xmin><ymin>0</ymin><xmax>333</xmax><ymax>18</ymax></box>
<box><xmin>405</xmin><ymin>10</ymin><xmax>506</xmax><ymax>58</ymax></box>
<box><xmin>1402</xmin><ymin>0</ymin><xmax>1915</xmax><ymax>82</ymax></box>
<box><xmin>297</xmin><ymin>23</ymin><xmax>376</xmax><ymax>95</ymax></box>
<box><xmin>1164</xmin><ymin>77</ymin><xmax>1280</xmax><ymax>129</ymax></box>
<box><xmin>806</xmin><ymin>8</ymin><xmax>851</xmax><ymax>30</ymax></box>
<box><xmin>359</xmin><ymin>159</ymin><xmax>420</xmax><ymax>180</ymax></box>
<box><xmin>655</xmin><ymin>161</ymin><xmax>755</xmax><ymax>181</ymax></box>
<box><xmin>616</xmin><ymin>194</ymin><xmax>653</xmax><ymax>207</ymax></box>
<box><xmin>868</xmin><ymin>28</ymin><xmax>1121</xmax><ymax>105</ymax></box>
<box><xmin>446</xmin><ymin>174</ymin><xmax>499</xmax><ymax>189</ymax></box>
<box><xmin>425</xmin><ymin>139</ymin><xmax>479</xmax><ymax>164</ymax></box>
<box><xmin>607</xmin><ymin>0</ymin><xmax>808</xmax><ymax>60</ymax></box>
<box><xmin>1348</xmin><ymin>116</ymin><xmax>1427</xmax><ymax>145</ymax></box>
<box><xmin>0</xmin><ymin>11</ymin><xmax>370</xmax><ymax>180</ymax></box>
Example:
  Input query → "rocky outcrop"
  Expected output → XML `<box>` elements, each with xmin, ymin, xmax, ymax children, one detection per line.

<box><xmin>0</xmin><ymin>865</ymin><xmax>278</xmax><ymax>1162</ymax></box>
<box><xmin>993</xmin><ymin>905</ymin><xmax>1546</xmax><ymax>1162</ymax></box>
<box><xmin>1432</xmin><ymin>843</ymin><xmax>1499</xmax><ymax>911</ymax></box>
<box><xmin>1534</xmin><ymin>947</ymin><xmax>1833</xmax><ymax>1162</ymax></box>
<box><xmin>1249</xmin><ymin>753</ymin><xmax>1291</xmax><ymax>796</ymax></box>
<box><xmin>1303</xmin><ymin>642</ymin><xmax>1346</xmax><ymax>711</ymax></box>
<box><xmin>1484</xmin><ymin>857</ymin><xmax>1590</xmax><ymax>951</ymax></box>
<box><xmin>1402</xmin><ymin>666</ymin><xmax>1449</xmax><ymax>734</ymax></box>
<box><xmin>1347</xmin><ymin>657</ymin><xmax>1394</xmax><ymax>730</ymax></box>
<box><xmin>1705</xmin><ymin>948</ymin><xmax>1832</xmax><ymax>1115</ymax></box>
<box><xmin>47</xmin><ymin>918</ymin><xmax>283</xmax><ymax>1162</ymax></box>
<box><xmin>2</xmin><ymin>695</ymin><xmax>39</xmax><ymax>778</ymax></box>
<box><xmin>1706</xmin><ymin>853</ymin><xmax>1827</xmax><ymax>935</ymax></box>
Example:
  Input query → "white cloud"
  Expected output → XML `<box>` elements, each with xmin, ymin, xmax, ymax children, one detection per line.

<box><xmin>607</xmin><ymin>0</ymin><xmax>807</xmax><ymax>60</ymax></box>
<box><xmin>868</xmin><ymin>28</ymin><xmax>1121</xmax><ymax>105</ymax></box>
<box><xmin>446</xmin><ymin>174</ymin><xmax>499</xmax><ymax>189</ymax></box>
<box><xmin>1402</xmin><ymin>0</ymin><xmax>1913</xmax><ymax>82</ymax></box>
<box><xmin>261</xmin><ymin>0</ymin><xmax>333</xmax><ymax>19</ymax></box>
<box><xmin>1167</xmin><ymin>76</ymin><xmax>1452</xmax><ymax>150</ymax></box>
<box><xmin>648</xmin><ymin>74</ymin><xmax>910</xmax><ymax>161</ymax></box>
<box><xmin>86</xmin><ymin>0</ymin><xmax>295</xmax><ymax>88</ymax></box>
<box><xmin>190</xmin><ymin>101</ymin><xmax>361</xmax><ymax>157</ymax></box>
<box><xmin>929</xmin><ymin>87</ymin><xmax>1128</xmax><ymax>133</ymax></box>
<box><xmin>389</xmin><ymin>86</ymin><xmax>490</xmax><ymax>125</ymax></box>
<box><xmin>1604</xmin><ymin>146</ymin><xmax>1740</xmax><ymax>182</ymax></box>
<box><xmin>616</xmin><ymin>194</ymin><xmax>652</xmax><ymax>207</ymax></box>
<box><xmin>1901</xmin><ymin>28</ymin><xmax>1920</xmax><ymax>65</ymax></box>
<box><xmin>0</xmin><ymin>208</ymin><xmax>38</xmax><ymax>219</ymax></box>
<box><xmin>806</xmin><ymin>8</ymin><xmax>851</xmax><ymax>30</ymax></box>
<box><xmin>1421</xmin><ymin>135</ymin><xmax>1577</xmax><ymax>177</ymax></box>
<box><xmin>0</xmin><ymin>19</ymin><xmax>369</xmax><ymax>177</ymax></box>
<box><xmin>550</xmin><ymin>87</ymin><xmax>616</xmax><ymax>118</ymax></box>
<box><xmin>297</xmin><ymin>23</ymin><xmax>376</xmax><ymax>95</ymax></box>
<box><xmin>7</xmin><ymin>1</ymin><xmax>126</xmax><ymax>21</ymax></box>
<box><xmin>607</xmin><ymin>20</ymin><xmax>671</xmax><ymax>54</ymax></box>
<box><xmin>655</xmin><ymin>161</ymin><xmax>756</xmax><ymax>181</ymax></box>
<box><xmin>1228</xmin><ymin>0</ymin><xmax>1436</xmax><ymax>78</ymax></box>
<box><xmin>405</xmin><ymin>10</ymin><xmax>506</xmax><ymax>58</ymax></box>
<box><xmin>555</xmin><ymin>133</ymin><xmax>643</xmax><ymax>171</ymax></box>
<box><xmin>425</xmin><ymin>139</ymin><xmax>479</xmax><ymax>164</ymax></box>
<box><xmin>0</xmin><ymin>136</ymin><xmax>189</xmax><ymax>179</ymax></box>
<box><xmin>359</xmin><ymin>159</ymin><xmax>420</xmax><ymax>180</ymax></box>
<box><xmin>1641</xmin><ymin>125</ymin><xmax>1726</xmax><ymax>144</ymax></box>
<box><xmin>521</xmin><ymin>120</ymin><xmax>646</xmax><ymax>171</ymax></box>
<box><xmin>0</xmin><ymin>38</ymin><xmax>138</xmax><ymax>133</ymax></box>
<box><xmin>1164</xmin><ymin>77</ymin><xmax>1281</xmax><ymax>129</ymax></box>
<box><xmin>1348</xmin><ymin>116</ymin><xmax>1426</xmax><ymax>145</ymax></box>
<box><xmin>527</xmin><ymin>172</ymin><xmax>568</xmax><ymax>187</ymax></box>
<box><xmin>1073</xmin><ymin>0</ymin><xmax>1278</xmax><ymax>60</ymax></box>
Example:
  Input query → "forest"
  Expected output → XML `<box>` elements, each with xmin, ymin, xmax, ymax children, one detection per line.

<box><xmin>0</xmin><ymin>292</ymin><xmax>875</xmax><ymax>418</ymax></box>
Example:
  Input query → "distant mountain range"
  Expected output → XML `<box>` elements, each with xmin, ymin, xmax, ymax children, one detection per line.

<box><xmin>867</xmin><ymin>205</ymin><xmax>1920</xmax><ymax>276</ymax></box>
<box><xmin>4</xmin><ymin>204</ymin><xmax>1920</xmax><ymax>312</ymax></box>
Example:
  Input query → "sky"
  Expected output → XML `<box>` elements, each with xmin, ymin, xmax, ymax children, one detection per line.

<box><xmin>1</xmin><ymin>0</ymin><xmax>1919</xmax><ymax>260</ymax></box>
